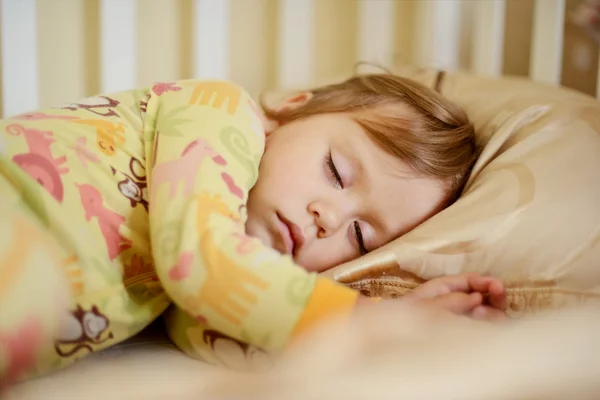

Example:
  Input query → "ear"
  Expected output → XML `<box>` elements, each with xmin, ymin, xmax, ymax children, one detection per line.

<box><xmin>264</xmin><ymin>92</ymin><xmax>313</xmax><ymax>137</ymax></box>
<box><xmin>262</xmin><ymin>116</ymin><xmax>279</xmax><ymax>136</ymax></box>
<box><xmin>275</xmin><ymin>92</ymin><xmax>313</xmax><ymax>113</ymax></box>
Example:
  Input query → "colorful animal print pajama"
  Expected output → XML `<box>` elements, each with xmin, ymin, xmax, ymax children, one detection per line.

<box><xmin>0</xmin><ymin>80</ymin><xmax>359</xmax><ymax>386</ymax></box>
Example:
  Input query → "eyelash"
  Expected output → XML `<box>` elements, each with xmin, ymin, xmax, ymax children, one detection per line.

<box><xmin>325</xmin><ymin>152</ymin><xmax>343</xmax><ymax>189</ymax></box>
<box><xmin>325</xmin><ymin>151</ymin><xmax>368</xmax><ymax>255</ymax></box>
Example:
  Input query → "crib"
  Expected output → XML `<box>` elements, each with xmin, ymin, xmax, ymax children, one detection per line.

<box><xmin>0</xmin><ymin>0</ymin><xmax>598</xmax><ymax>119</ymax></box>
<box><xmin>2</xmin><ymin>2</ymin><xmax>600</xmax><ymax>399</ymax></box>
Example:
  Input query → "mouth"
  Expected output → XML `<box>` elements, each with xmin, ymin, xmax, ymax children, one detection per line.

<box><xmin>276</xmin><ymin>212</ymin><xmax>304</xmax><ymax>257</ymax></box>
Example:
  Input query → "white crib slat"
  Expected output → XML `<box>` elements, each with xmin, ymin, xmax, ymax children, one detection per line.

<box><xmin>529</xmin><ymin>0</ymin><xmax>566</xmax><ymax>85</ymax></box>
<box><xmin>0</xmin><ymin>0</ymin><xmax>39</xmax><ymax>117</ymax></box>
<box><xmin>415</xmin><ymin>0</ymin><xmax>462</xmax><ymax>71</ymax></box>
<box><xmin>357</xmin><ymin>0</ymin><xmax>395</xmax><ymax>67</ymax></box>
<box><xmin>277</xmin><ymin>0</ymin><xmax>315</xmax><ymax>89</ymax></box>
<box><xmin>193</xmin><ymin>0</ymin><xmax>230</xmax><ymax>80</ymax></box>
<box><xmin>471</xmin><ymin>0</ymin><xmax>506</xmax><ymax>76</ymax></box>
<box><xmin>99</xmin><ymin>0</ymin><xmax>137</xmax><ymax>93</ymax></box>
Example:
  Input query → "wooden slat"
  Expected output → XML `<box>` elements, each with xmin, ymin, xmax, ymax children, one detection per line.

<box><xmin>276</xmin><ymin>0</ymin><xmax>315</xmax><ymax>89</ymax></box>
<box><xmin>99</xmin><ymin>0</ymin><xmax>137</xmax><ymax>93</ymax></box>
<box><xmin>138</xmin><ymin>0</ymin><xmax>180</xmax><ymax>87</ymax></box>
<box><xmin>597</xmin><ymin>54</ymin><xmax>600</xmax><ymax>99</ymax></box>
<box><xmin>529</xmin><ymin>0</ymin><xmax>566</xmax><ymax>84</ymax></box>
<box><xmin>357</xmin><ymin>0</ymin><xmax>395</xmax><ymax>67</ymax></box>
<box><xmin>0</xmin><ymin>0</ymin><xmax>39</xmax><ymax>117</ymax></box>
<box><xmin>37</xmin><ymin>0</ymin><xmax>87</xmax><ymax>108</ymax></box>
<box><xmin>193</xmin><ymin>0</ymin><xmax>230</xmax><ymax>80</ymax></box>
<box><xmin>471</xmin><ymin>0</ymin><xmax>506</xmax><ymax>76</ymax></box>
<box><xmin>229</xmin><ymin>0</ymin><xmax>271</xmax><ymax>99</ymax></box>
<box><xmin>315</xmin><ymin>0</ymin><xmax>357</xmax><ymax>81</ymax></box>
<box><xmin>414</xmin><ymin>0</ymin><xmax>462</xmax><ymax>70</ymax></box>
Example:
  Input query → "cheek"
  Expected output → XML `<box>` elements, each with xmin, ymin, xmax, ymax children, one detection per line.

<box><xmin>259</xmin><ymin>148</ymin><xmax>318</xmax><ymax>197</ymax></box>
<box><xmin>296</xmin><ymin>236</ymin><xmax>355</xmax><ymax>273</ymax></box>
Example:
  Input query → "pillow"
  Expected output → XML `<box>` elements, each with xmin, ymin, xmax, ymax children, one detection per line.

<box><xmin>272</xmin><ymin>66</ymin><xmax>600</xmax><ymax>317</ymax></box>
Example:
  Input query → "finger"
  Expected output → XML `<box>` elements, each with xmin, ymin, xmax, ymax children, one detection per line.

<box><xmin>427</xmin><ymin>292</ymin><xmax>482</xmax><ymax>314</ymax></box>
<box><xmin>407</xmin><ymin>273</ymin><xmax>496</xmax><ymax>303</ymax></box>
<box><xmin>414</xmin><ymin>273</ymin><xmax>482</xmax><ymax>300</ymax></box>
<box><xmin>471</xmin><ymin>305</ymin><xmax>507</xmax><ymax>322</ymax></box>
<box><xmin>440</xmin><ymin>273</ymin><xmax>484</xmax><ymax>293</ymax></box>
<box><xmin>487</xmin><ymin>280</ymin><xmax>507</xmax><ymax>311</ymax></box>
<box><xmin>466</xmin><ymin>274</ymin><xmax>496</xmax><ymax>294</ymax></box>
<box><xmin>405</xmin><ymin>279</ymin><xmax>453</xmax><ymax>301</ymax></box>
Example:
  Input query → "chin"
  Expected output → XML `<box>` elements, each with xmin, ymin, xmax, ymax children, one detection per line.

<box><xmin>289</xmin><ymin>255</ymin><xmax>320</xmax><ymax>272</ymax></box>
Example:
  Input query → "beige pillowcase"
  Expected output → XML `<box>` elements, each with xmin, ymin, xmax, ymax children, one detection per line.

<box><xmin>269</xmin><ymin>66</ymin><xmax>600</xmax><ymax>317</ymax></box>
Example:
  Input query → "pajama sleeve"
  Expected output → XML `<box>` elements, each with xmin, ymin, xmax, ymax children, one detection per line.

<box><xmin>144</xmin><ymin>80</ymin><xmax>359</xmax><ymax>350</ymax></box>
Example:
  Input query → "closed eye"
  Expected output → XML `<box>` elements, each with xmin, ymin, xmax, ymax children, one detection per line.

<box><xmin>325</xmin><ymin>151</ymin><xmax>343</xmax><ymax>189</ymax></box>
<box><xmin>354</xmin><ymin>221</ymin><xmax>368</xmax><ymax>255</ymax></box>
<box><xmin>325</xmin><ymin>151</ymin><xmax>368</xmax><ymax>255</ymax></box>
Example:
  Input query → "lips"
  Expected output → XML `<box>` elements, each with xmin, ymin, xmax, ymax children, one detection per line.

<box><xmin>276</xmin><ymin>213</ymin><xmax>304</xmax><ymax>256</ymax></box>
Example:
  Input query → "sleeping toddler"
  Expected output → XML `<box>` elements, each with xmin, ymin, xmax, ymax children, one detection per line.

<box><xmin>0</xmin><ymin>74</ymin><xmax>506</xmax><ymax>387</ymax></box>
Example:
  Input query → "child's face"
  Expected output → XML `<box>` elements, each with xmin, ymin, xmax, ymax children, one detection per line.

<box><xmin>246</xmin><ymin>109</ymin><xmax>447</xmax><ymax>273</ymax></box>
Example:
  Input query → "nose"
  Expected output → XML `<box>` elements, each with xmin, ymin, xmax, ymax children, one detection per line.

<box><xmin>308</xmin><ymin>198</ymin><xmax>355</xmax><ymax>238</ymax></box>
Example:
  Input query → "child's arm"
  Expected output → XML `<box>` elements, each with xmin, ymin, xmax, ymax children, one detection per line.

<box><xmin>401</xmin><ymin>273</ymin><xmax>507</xmax><ymax>320</ymax></box>
<box><xmin>144</xmin><ymin>80</ymin><xmax>359</xmax><ymax>351</ymax></box>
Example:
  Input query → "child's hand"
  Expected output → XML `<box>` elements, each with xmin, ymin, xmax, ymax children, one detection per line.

<box><xmin>403</xmin><ymin>273</ymin><xmax>507</xmax><ymax>321</ymax></box>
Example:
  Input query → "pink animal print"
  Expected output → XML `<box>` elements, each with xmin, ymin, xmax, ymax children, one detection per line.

<box><xmin>221</xmin><ymin>172</ymin><xmax>244</xmax><ymax>200</ymax></box>
<box><xmin>168</xmin><ymin>251</ymin><xmax>193</xmax><ymax>281</ymax></box>
<box><xmin>12</xmin><ymin>112</ymin><xmax>80</xmax><ymax>121</ymax></box>
<box><xmin>77</xmin><ymin>183</ymin><xmax>132</xmax><ymax>261</ymax></box>
<box><xmin>69</xmin><ymin>137</ymin><xmax>101</xmax><ymax>168</ymax></box>
<box><xmin>7</xmin><ymin>124</ymin><xmax>69</xmax><ymax>203</ymax></box>
<box><xmin>0</xmin><ymin>317</ymin><xmax>43</xmax><ymax>389</ymax></box>
<box><xmin>152</xmin><ymin>82</ymin><xmax>182</xmax><ymax>96</ymax></box>
<box><xmin>151</xmin><ymin>138</ymin><xmax>227</xmax><ymax>202</ymax></box>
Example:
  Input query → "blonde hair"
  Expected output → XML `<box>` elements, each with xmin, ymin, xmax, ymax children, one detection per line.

<box><xmin>261</xmin><ymin>73</ymin><xmax>477</xmax><ymax>204</ymax></box>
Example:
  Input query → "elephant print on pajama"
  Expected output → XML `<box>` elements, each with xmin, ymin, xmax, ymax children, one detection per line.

<box><xmin>6</xmin><ymin>124</ymin><xmax>69</xmax><ymax>203</ymax></box>
<box><xmin>189</xmin><ymin>81</ymin><xmax>242</xmax><ymax>116</ymax></box>
<box><xmin>150</xmin><ymin>138</ymin><xmax>227</xmax><ymax>202</ymax></box>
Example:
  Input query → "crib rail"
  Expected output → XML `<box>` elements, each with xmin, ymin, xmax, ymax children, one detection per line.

<box><xmin>0</xmin><ymin>0</ymin><xmax>598</xmax><ymax>118</ymax></box>
<box><xmin>530</xmin><ymin>0</ymin><xmax>566</xmax><ymax>84</ymax></box>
